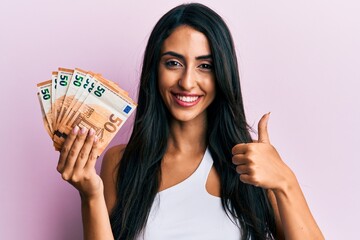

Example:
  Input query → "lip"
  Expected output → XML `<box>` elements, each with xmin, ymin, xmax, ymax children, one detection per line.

<box><xmin>171</xmin><ymin>91</ymin><xmax>201</xmax><ymax>97</ymax></box>
<box><xmin>171</xmin><ymin>92</ymin><xmax>203</xmax><ymax>107</ymax></box>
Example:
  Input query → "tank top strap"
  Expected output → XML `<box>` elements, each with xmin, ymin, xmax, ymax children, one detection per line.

<box><xmin>156</xmin><ymin>147</ymin><xmax>213</xmax><ymax>195</ymax></box>
<box><xmin>195</xmin><ymin>147</ymin><xmax>213</xmax><ymax>187</ymax></box>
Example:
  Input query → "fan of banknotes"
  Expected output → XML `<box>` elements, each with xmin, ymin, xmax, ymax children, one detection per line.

<box><xmin>37</xmin><ymin>67</ymin><xmax>137</xmax><ymax>155</ymax></box>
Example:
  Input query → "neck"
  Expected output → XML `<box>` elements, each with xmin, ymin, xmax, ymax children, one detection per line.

<box><xmin>167</xmin><ymin>114</ymin><xmax>207</xmax><ymax>154</ymax></box>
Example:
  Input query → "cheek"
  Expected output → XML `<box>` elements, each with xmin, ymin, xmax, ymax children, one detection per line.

<box><xmin>206</xmin><ymin>79</ymin><xmax>216</xmax><ymax>105</ymax></box>
<box><xmin>158</xmin><ymin>67</ymin><xmax>180</xmax><ymax>94</ymax></box>
<box><xmin>158</xmin><ymin>74</ymin><xmax>172</xmax><ymax>103</ymax></box>
<box><xmin>204</xmin><ymin>77</ymin><xmax>216</xmax><ymax>97</ymax></box>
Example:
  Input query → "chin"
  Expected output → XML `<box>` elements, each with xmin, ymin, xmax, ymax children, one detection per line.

<box><xmin>170</xmin><ymin>110</ymin><xmax>207</xmax><ymax>123</ymax></box>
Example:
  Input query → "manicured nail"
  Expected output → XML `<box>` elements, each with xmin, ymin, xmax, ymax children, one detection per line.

<box><xmin>80</xmin><ymin>127</ymin><xmax>88</xmax><ymax>135</ymax></box>
<box><xmin>89</xmin><ymin>128</ymin><xmax>95</xmax><ymax>136</ymax></box>
<box><xmin>94</xmin><ymin>136</ymin><xmax>99</xmax><ymax>143</ymax></box>
<box><xmin>267</xmin><ymin>112</ymin><xmax>271</xmax><ymax>122</ymax></box>
<box><xmin>72</xmin><ymin>126</ymin><xmax>79</xmax><ymax>134</ymax></box>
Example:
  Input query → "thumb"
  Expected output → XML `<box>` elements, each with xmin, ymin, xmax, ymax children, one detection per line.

<box><xmin>258</xmin><ymin>112</ymin><xmax>271</xmax><ymax>143</ymax></box>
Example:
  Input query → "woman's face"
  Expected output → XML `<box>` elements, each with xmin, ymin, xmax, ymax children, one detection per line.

<box><xmin>158</xmin><ymin>25</ymin><xmax>216</xmax><ymax>123</ymax></box>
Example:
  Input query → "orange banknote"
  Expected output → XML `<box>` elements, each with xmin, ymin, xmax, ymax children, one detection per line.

<box><xmin>37</xmin><ymin>67</ymin><xmax>137</xmax><ymax>155</ymax></box>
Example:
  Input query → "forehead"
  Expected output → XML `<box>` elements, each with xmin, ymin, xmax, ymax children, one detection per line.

<box><xmin>161</xmin><ymin>25</ymin><xmax>211</xmax><ymax>56</ymax></box>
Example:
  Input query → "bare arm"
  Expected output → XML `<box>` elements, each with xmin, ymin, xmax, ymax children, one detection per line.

<box><xmin>267</xmin><ymin>190</ymin><xmax>285</xmax><ymax>239</ymax></box>
<box><xmin>57</xmin><ymin>126</ymin><xmax>114</xmax><ymax>240</ymax></box>
<box><xmin>232</xmin><ymin>113</ymin><xmax>324</xmax><ymax>239</ymax></box>
<box><xmin>272</xmin><ymin>174</ymin><xmax>323</xmax><ymax>239</ymax></box>
<box><xmin>81</xmin><ymin>192</ymin><xmax>114</xmax><ymax>240</ymax></box>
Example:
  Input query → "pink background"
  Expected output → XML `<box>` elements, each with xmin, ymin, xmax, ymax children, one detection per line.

<box><xmin>1</xmin><ymin>0</ymin><xmax>359</xmax><ymax>239</ymax></box>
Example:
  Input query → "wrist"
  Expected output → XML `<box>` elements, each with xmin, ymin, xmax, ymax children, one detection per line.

<box><xmin>272</xmin><ymin>168</ymin><xmax>299</xmax><ymax>198</ymax></box>
<box><xmin>80</xmin><ymin>190</ymin><xmax>104</xmax><ymax>205</ymax></box>
<box><xmin>79</xmin><ymin>177</ymin><xmax>105</xmax><ymax>202</ymax></box>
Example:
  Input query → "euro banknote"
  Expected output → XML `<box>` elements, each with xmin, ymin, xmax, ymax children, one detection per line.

<box><xmin>37</xmin><ymin>67</ymin><xmax>137</xmax><ymax>155</ymax></box>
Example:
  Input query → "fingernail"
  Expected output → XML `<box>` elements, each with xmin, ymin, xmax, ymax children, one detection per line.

<box><xmin>266</xmin><ymin>112</ymin><xmax>271</xmax><ymax>122</ymax></box>
<box><xmin>72</xmin><ymin>126</ymin><xmax>79</xmax><ymax>134</ymax></box>
<box><xmin>94</xmin><ymin>136</ymin><xmax>98</xmax><ymax>143</ymax></box>
<box><xmin>89</xmin><ymin>128</ymin><xmax>95</xmax><ymax>136</ymax></box>
<box><xmin>80</xmin><ymin>127</ymin><xmax>88</xmax><ymax>135</ymax></box>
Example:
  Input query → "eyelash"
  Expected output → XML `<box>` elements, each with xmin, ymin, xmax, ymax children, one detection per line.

<box><xmin>164</xmin><ymin>61</ymin><xmax>213</xmax><ymax>70</ymax></box>
<box><xmin>199</xmin><ymin>63</ymin><xmax>212</xmax><ymax>70</ymax></box>
<box><xmin>165</xmin><ymin>60</ymin><xmax>182</xmax><ymax>67</ymax></box>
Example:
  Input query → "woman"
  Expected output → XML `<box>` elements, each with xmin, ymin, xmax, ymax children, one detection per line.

<box><xmin>57</xmin><ymin>3</ymin><xmax>324</xmax><ymax>240</ymax></box>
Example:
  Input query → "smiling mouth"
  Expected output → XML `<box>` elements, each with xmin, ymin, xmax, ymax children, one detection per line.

<box><xmin>172</xmin><ymin>93</ymin><xmax>203</xmax><ymax>107</ymax></box>
<box><xmin>175</xmin><ymin>95</ymin><xmax>199</xmax><ymax>103</ymax></box>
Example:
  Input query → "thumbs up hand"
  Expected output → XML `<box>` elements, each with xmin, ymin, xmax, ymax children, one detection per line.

<box><xmin>232</xmin><ymin>113</ymin><xmax>294</xmax><ymax>191</ymax></box>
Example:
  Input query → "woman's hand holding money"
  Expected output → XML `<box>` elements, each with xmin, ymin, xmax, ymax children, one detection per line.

<box><xmin>56</xmin><ymin>125</ymin><xmax>115</xmax><ymax>239</ymax></box>
<box><xmin>57</xmin><ymin>125</ymin><xmax>102</xmax><ymax>200</ymax></box>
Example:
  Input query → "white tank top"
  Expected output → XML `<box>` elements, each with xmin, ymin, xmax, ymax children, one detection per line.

<box><xmin>137</xmin><ymin>148</ymin><xmax>241</xmax><ymax>240</ymax></box>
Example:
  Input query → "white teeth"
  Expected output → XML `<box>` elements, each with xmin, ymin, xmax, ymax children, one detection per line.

<box><xmin>176</xmin><ymin>95</ymin><xmax>199</xmax><ymax>103</ymax></box>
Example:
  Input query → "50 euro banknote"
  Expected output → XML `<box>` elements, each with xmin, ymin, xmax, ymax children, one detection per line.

<box><xmin>37</xmin><ymin>67</ymin><xmax>137</xmax><ymax>155</ymax></box>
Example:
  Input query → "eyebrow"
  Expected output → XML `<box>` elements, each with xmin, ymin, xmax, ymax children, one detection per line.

<box><xmin>161</xmin><ymin>51</ymin><xmax>212</xmax><ymax>61</ymax></box>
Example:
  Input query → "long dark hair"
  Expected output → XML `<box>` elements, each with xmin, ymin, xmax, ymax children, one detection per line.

<box><xmin>110</xmin><ymin>3</ymin><xmax>277</xmax><ymax>240</ymax></box>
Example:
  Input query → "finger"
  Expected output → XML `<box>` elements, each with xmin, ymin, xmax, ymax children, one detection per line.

<box><xmin>231</xmin><ymin>144</ymin><xmax>247</xmax><ymax>155</ymax></box>
<box><xmin>73</xmin><ymin>128</ymin><xmax>96</xmax><ymax>171</ymax></box>
<box><xmin>57</xmin><ymin>126</ymin><xmax>79</xmax><ymax>172</ymax></box>
<box><xmin>258</xmin><ymin>112</ymin><xmax>271</xmax><ymax>143</ymax></box>
<box><xmin>61</xmin><ymin>127</ymin><xmax>88</xmax><ymax>180</ymax></box>
<box><xmin>232</xmin><ymin>154</ymin><xmax>247</xmax><ymax>165</ymax></box>
<box><xmin>239</xmin><ymin>174</ymin><xmax>260</xmax><ymax>187</ymax></box>
<box><xmin>235</xmin><ymin>164</ymin><xmax>249</xmax><ymax>174</ymax></box>
<box><xmin>239</xmin><ymin>174</ymin><xmax>251</xmax><ymax>185</ymax></box>
<box><xmin>84</xmin><ymin>136</ymin><xmax>100</xmax><ymax>170</ymax></box>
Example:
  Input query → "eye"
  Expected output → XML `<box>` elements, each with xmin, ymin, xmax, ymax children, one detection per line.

<box><xmin>199</xmin><ymin>63</ymin><xmax>213</xmax><ymax>70</ymax></box>
<box><xmin>165</xmin><ymin>60</ymin><xmax>182</xmax><ymax>68</ymax></box>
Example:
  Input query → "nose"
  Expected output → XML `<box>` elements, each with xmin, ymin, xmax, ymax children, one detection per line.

<box><xmin>178</xmin><ymin>68</ymin><xmax>196</xmax><ymax>90</ymax></box>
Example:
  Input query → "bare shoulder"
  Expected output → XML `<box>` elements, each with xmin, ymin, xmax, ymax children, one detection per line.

<box><xmin>101</xmin><ymin>144</ymin><xmax>126</xmax><ymax>172</ymax></box>
<box><xmin>100</xmin><ymin>144</ymin><xmax>127</xmax><ymax>213</ymax></box>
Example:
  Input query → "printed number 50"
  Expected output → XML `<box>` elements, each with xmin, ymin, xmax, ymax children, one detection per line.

<box><xmin>59</xmin><ymin>75</ymin><xmax>68</xmax><ymax>86</ymax></box>
<box><xmin>104</xmin><ymin>114</ymin><xmax>122</xmax><ymax>133</ymax></box>
<box><xmin>41</xmin><ymin>89</ymin><xmax>50</xmax><ymax>100</ymax></box>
